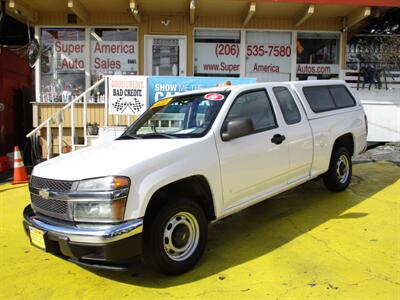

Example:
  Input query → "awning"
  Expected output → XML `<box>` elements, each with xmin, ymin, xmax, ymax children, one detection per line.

<box><xmin>4</xmin><ymin>0</ymin><xmax>400</xmax><ymax>30</ymax></box>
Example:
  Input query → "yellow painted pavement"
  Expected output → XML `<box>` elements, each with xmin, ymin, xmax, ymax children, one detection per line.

<box><xmin>0</xmin><ymin>161</ymin><xmax>399</xmax><ymax>299</ymax></box>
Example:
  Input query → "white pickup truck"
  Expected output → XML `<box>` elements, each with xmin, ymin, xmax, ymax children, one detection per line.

<box><xmin>23</xmin><ymin>80</ymin><xmax>367</xmax><ymax>274</ymax></box>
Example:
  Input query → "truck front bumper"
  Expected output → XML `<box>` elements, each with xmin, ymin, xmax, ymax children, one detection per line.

<box><xmin>23</xmin><ymin>205</ymin><xmax>143</xmax><ymax>265</ymax></box>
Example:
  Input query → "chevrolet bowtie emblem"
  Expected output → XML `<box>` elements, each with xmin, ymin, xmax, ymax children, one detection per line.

<box><xmin>39</xmin><ymin>189</ymin><xmax>50</xmax><ymax>200</ymax></box>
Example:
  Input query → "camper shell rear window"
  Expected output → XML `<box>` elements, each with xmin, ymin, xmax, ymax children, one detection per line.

<box><xmin>302</xmin><ymin>85</ymin><xmax>356</xmax><ymax>113</ymax></box>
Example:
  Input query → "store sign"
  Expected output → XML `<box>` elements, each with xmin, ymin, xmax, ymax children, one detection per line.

<box><xmin>91</xmin><ymin>41</ymin><xmax>138</xmax><ymax>74</ymax></box>
<box><xmin>53</xmin><ymin>40</ymin><xmax>85</xmax><ymax>70</ymax></box>
<box><xmin>246</xmin><ymin>43</ymin><xmax>292</xmax><ymax>74</ymax></box>
<box><xmin>108</xmin><ymin>76</ymin><xmax>147</xmax><ymax>115</ymax></box>
<box><xmin>245</xmin><ymin>32</ymin><xmax>292</xmax><ymax>77</ymax></box>
<box><xmin>194</xmin><ymin>42</ymin><xmax>241</xmax><ymax>75</ymax></box>
<box><xmin>50</xmin><ymin>40</ymin><xmax>138</xmax><ymax>73</ymax></box>
<box><xmin>148</xmin><ymin>76</ymin><xmax>256</xmax><ymax>104</ymax></box>
<box><xmin>296</xmin><ymin>64</ymin><xmax>340</xmax><ymax>75</ymax></box>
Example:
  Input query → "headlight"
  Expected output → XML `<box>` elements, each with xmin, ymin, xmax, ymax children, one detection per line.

<box><xmin>77</xmin><ymin>176</ymin><xmax>130</xmax><ymax>192</ymax></box>
<box><xmin>74</xmin><ymin>176</ymin><xmax>130</xmax><ymax>222</ymax></box>
<box><xmin>74</xmin><ymin>198</ymin><xmax>127</xmax><ymax>223</ymax></box>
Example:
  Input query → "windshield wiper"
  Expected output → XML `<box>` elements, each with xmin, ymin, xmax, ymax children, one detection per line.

<box><xmin>140</xmin><ymin>133</ymin><xmax>177</xmax><ymax>139</ymax></box>
<box><xmin>118</xmin><ymin>133</ymin><xmax>142</xmax><ymax>140</ymax></box>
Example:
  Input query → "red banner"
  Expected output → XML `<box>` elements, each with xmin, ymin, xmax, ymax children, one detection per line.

<box><xmin>250</xmin><ymin>0</ymin><xmax>400</xmax><ymax>7</ymax></box>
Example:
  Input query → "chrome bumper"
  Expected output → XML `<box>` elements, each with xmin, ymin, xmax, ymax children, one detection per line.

<box><xmin>23</xmin><ymin>205</ymin><xmax>143</xmax><ymax>244</ymax></box>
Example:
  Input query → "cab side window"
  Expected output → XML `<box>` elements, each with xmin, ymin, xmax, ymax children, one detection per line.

<box><xmin>225</xmin><ymin>90</ymin><xmax>277</xmax><ymax>132</ymax></box>
<box><xmin>273</xmin><ymin>87</ymin><xmax>301</xmax><ymax>125</ymax></box>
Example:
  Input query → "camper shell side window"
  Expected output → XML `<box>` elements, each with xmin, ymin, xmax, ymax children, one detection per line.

<box><xmin>302</xmin><ymin>85</ymin><xmax>356</xmax><ymax>113</ymax></box>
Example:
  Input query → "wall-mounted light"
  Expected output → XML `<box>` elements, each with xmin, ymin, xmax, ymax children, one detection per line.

<box><xmin>129</xmin><ymin>0</ymin><xmax>141</xmax><ymax>23</ymax></box>
<box><xmin>161</xmin><ymin>19</ymin><xmax>171</xmax><ymax>26</ymax></box>
<box><xmin>130</xmin><ymin>7</ymin><xmax>139</xmax><ymax>15</ymax></box>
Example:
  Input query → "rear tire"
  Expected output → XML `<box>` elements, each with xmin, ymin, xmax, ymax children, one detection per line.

<box><xmin>144</xmin><ymin>198</ymin><xmax>208</xmax><ymax>275</ymax></box>
<box><xmin>323</xmin><ymin>146</ymin><xmax>352</xmax><ymax>192</ymax></box>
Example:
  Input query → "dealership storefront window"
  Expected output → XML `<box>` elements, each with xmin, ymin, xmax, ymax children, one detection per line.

<box><xmin>245</xmin><ymin>31</ymin><xmax>292</xmax><ymax>82</ymax></box>
<box><xmin>90</xmin><ymin>28</ymin><xmax>138</xmax><ymax>102</ymax></box>
<box><xmin>90</xmin><ymin>28</ymin><xmax>138</xmax><ymax>80</ymax></box>
<box><xmin>194</xmin><ymin>30</ymin><xmax>241</xmax><ymax>77</ymax></box>
<box><xmin>193</xmin><ymin>30</ymin><xmax>342</xmax><ymax>82</ymax></box>
<box><xmin>296</xmin><ymin>32</ymin><xmax>340</xmax><ymax>80</ymax></box>
<box><xmin>37</xmin><ymin>27</ymin><xmax>343</xmax><ymax>102</ymax></box>
<box><xmin>37</xmin><ymin>27</ymin><xmax>138</xmax><ymax>103</ymax></box>
<box><xmin>40</xmin><ymin>28</ymin><xmax>85</xmax><ymax>102</ymax></box>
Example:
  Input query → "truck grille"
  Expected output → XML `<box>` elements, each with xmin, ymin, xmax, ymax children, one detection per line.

<box><xmin>30</xmin><ymin>193</ymin><xmax>73</xmax><ymax>221</ymax></box>
<box><xmin>30</xmin><ymin>176</ymin><xmax>75</xmax><ymax>192</ymax></box>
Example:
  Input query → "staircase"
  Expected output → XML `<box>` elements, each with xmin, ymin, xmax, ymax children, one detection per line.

<box><xmin>26</xmin><ymin>78</ymin><xmax>111</xmax><ymax>160</ymax></box>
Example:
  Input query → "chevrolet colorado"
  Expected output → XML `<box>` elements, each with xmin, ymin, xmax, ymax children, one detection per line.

<box><xmin>23</xmin><ymin>80</ymin><xmax>367</xmax><ymax>274</ymax></box>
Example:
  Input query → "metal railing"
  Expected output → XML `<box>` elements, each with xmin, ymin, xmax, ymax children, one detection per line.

<box><xmin>26</xmin><ymin>77</ymin><xmax>107</xmax><ymax>160</ymax></box>
<box><xmin>345</xmin><ymin>62</ymin><xmax>400</xmax><ymax>91</ymax></box>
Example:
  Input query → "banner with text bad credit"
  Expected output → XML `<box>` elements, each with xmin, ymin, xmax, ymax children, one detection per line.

<box><xmin>108</xmin><ymin>76</ymin><xmax>147</xmax><ymax>115</ymax></box>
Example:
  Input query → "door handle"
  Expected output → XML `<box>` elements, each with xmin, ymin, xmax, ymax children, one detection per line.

<box><xmin>271</xmin><ymin>134</ymin><xmax>286</xmax><ymax>145</ymax></box>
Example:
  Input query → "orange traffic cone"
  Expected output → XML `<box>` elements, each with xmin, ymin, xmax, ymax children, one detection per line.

<box><xmin>12</xmin><ymin>146</ymin><xmax>29</xmax><ymax>184</ymax></box>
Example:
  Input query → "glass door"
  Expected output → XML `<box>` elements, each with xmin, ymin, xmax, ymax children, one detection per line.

<box><xmin>144</xmin><ymin>35</ymin><xmax>186</xmax><ymax>76</ymax></box>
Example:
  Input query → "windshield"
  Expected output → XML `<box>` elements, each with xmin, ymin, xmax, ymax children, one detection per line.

<box><xmin>120</xmin><ymin>92</ymin><xmax>229</xmax><ymax>139</ymax></box>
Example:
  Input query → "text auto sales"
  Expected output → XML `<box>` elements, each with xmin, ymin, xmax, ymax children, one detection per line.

<box><xmin>54</xmin><ymin>41</ymin><xmax>135</xmax><ymax>70</ymax></box>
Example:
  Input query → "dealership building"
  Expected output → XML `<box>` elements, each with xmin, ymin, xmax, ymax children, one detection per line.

<box><xmin>3</xmin><ymin>0</ymin><xmax>399</xmax><ymax>158</ymax></box>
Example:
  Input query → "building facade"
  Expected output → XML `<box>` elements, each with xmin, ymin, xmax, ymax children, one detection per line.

<box><xmin>5</xmin><ymin>0</ymin><xmax>400</xmax><ymax>156</ymax></box>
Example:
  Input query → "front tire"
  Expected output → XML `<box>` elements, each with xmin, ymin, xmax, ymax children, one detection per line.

<box><xmin>323</xmin><ymin>146</ymin><xmax>352</xmax><ymax>192</ymax></box>
<box><xmin>144</xmin><ymin>198</ymin><xmax>208</xmax><ymax>275</ymax></box>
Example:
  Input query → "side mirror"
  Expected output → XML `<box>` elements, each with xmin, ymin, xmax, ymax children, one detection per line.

<box><xmin>221</xmin><ymin>118</ymin><xmax>254</xmax><ymax>141</ymax></box>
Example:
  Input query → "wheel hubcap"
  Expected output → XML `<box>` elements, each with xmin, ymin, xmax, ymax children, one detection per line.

<box><xmin>172</xmin><ymin>224</ymin><xmax>190</xmax><ymax>248</ymax></box>
<box><xmin>163</xmin><ymin>212</ymin><xmax>199</xmax><ymax>261</ymax></box>
<box><xmin>336</xmin><ymin>154</ymin><xmax>350</xmax><ymax>184</ymax></box>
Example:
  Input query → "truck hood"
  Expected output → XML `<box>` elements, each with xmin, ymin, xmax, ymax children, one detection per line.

<box><xmin>32</xmin><ymin>139</ymin><xmax>199</xmax><ymax>180</ymax></box>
